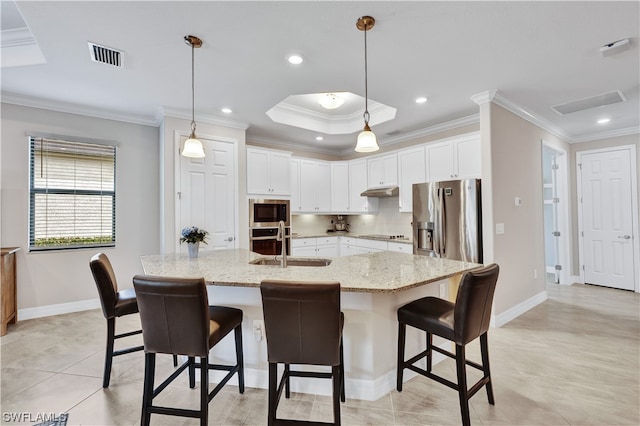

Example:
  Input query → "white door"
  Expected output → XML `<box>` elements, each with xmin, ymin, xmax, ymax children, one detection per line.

<box><xmin>580</xmin><ymin>148</ymin><xmax>635</xmax><ymax>290</ymax></box>
<box><xmin>180</xmin><ymin>138</ymin><xmax>236</xmax><ymax>251</ymax></box>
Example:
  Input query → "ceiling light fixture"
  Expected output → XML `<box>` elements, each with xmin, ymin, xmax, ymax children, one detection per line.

<box><xmin>181</xmin><ymin>35</ymin><xmax>205</xmax><ymax>158</ymax></box>
<box><xmin>221</xmin><ymin>107</ymin><xmax>232</xmax><ymax>114</ymax></box>
<box><xmin>319</xmin><ymin>93</ymin><xmax>345</xmax><ymax>110</ymax></box>
<box><xmin>316</xmin><ymin>136</ymin><xmax>324</xmax><ymax>141</ymax></box>
<box><xmin>597</xmin><ymin>117</ymin><xmax>611</xmax><ymax>124</ymax></box>
<box><xmin>415</xmin><ymin>97</ymin><xmax>427</xmax><ymax>104</ymax></box>
<box><xmin>288</xmin><ymin>54</ymin><xmax>303</xmax><ymax>65</ymax></box>
<box><xmin>355</xmin><ymin>16</ymin><xmax>379</xmax><ymax>153</ymax></box>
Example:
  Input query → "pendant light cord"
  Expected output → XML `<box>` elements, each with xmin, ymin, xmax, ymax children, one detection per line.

<box><xmin>191</xmin><ymin>42</ymin><xmax>196</xmax><ymax>133</ymax></box>
<box><xmin>363</xmin><ymin>26</ymin><xmax>370</xmax><ymax>125</ymax></box>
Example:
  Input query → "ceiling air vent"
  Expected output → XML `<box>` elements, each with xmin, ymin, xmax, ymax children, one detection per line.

<box><xmin>551</xmin><ymin>90</ymin><xmax>626</xmax><ymax>115</ymax></box>
<box><xmin>88</xmin><ymin>42</ymin><xmax>123</xmax><ymax>67</ymax></box>
<box><xmin>386</xmin><ymin>129</ymin><xmax>402</xmax><ymax>136</ymax></box>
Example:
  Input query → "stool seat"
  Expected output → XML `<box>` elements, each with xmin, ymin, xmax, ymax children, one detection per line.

<box><xmin>397</xmin><ymin>297</ymin><xmax>455</xmax><ymax>342</ymax></box>
<box><xmin>209</xmin><ymin>306</ymin><xmax>243</xmax><ymax>347</ymax></box>
<box><xmin>113</xmin><ymin>288</ymin><xmax>139</xmax><ymax>317</ymax></box>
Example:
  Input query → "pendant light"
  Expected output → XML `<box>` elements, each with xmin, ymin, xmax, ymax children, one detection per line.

<box><xmin>355</xmin><ymin>16</ymin><xmax>379</xmax><ymax>153</ymax></box>
<box><xmin>181</xmin><ymin>35</ymin><xmax>205</xmax><ymax>158</ymax></box>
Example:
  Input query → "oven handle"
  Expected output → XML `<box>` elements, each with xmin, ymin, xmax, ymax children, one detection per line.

<box><xmin>249</xmin><ymin>236</ymin><xmax>278</xmax><ymax>241</ymax></box>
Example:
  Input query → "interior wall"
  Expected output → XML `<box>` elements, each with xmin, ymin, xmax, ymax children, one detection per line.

<box><xmin>0</xmin><ymin>103</ymin><xmax>159</xmax><ymax>310</ymax></box>
<box><xmin>160</xmin><ymin>115</ymin><xmax>248</xmax><ymax>253</ymax></box>
<box><xmin>569</xmin><ymin>133</ymin><xmax>640</xmax><ymax>275</ymax></box>
<box><xmin>484</xmin><ymin>103</ymin><xmax>569</xmax><ymax>317</ymax></box>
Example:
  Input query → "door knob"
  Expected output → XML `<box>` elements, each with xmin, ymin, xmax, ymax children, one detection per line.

<box><xmin>618</xmin><ymin>235</ymin><xmax>631</xmax><ymax>239</ymax></box>
<box><xmin>227</xmin><ymin>237</ymin><xmax>234</xmax><ymax>241</ymax></box>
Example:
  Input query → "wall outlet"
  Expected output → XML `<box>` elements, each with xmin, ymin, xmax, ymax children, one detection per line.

<box><xmin>439</xmin><ymin>282</ymin><xmax>447</xmax><ymax>298</ymax></box>
<box><xmin>253</xmin><ymin>320</ymin><xmax>264</xmax><ymax>342</ymax></box>
<box><xmin>533</xmin><ymin>269</ymin><xmax>538</xmax><ymax>279</ymax></box>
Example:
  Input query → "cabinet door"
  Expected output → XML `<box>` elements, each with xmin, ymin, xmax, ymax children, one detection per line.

<box><xmin>293</xmin><ymin>246</ymin><xmax>318</xmax><ymax>256</ymax></box>
<box><xmin>398</xmin><ymin>147</ymin><xmax>426</xmax><ymax>212</ymax></box>
<box><xmin>426</xmin><ymin>141</ymin><xmax>455</xmax><ymax>182</ymax></box>
<box><xmin>367</xmin><ymin>157</ymin><xmax>385</xmax><ymax>188</ymax></box>
<box><xmin>315</xmin><ymin>162</ymin><xmax>332</xmax><ymax>212</ymax></box>
<box><xmin>316</xmin><ymin>245</ymin><xmax>338</xmax><ymax>257</ymax></box>
<box><xmin>331</xmin><ymin>162</ymin><xmax>350</xmax><ymax>213</ymax></box>
<box><xmin>299</xmin><ymin>160</ymin><xmax>317</xmax><ymax>212</ymax></box>
<box><xmin>340</xmin><ymin>244</ymin><xmax>360</xmax><ymax>256</ymax></box>
<box><xmin>350</xmin><ymin>159</ymin><xmax>377</xmax><ymax>213</ymax></box>
<box><xmin>290</xmin><ymin>159</ymin><xmax>301</xmax><ymax>212</ymax></box>
<box><xmin>247</xmin><ymin>149</ymin><xmax>270</xmax><ymax>194</ymax></box>
<box><xmin>388</xmin><ymin>242</ymin><xmax>411</xmax><ymax>253</ymax></box>
<box><xmin>269</xmin><ymin>152</ymin><xmax>292</xmax><ymax>195</ymax></box>
<box><xmin>454</xmin><ymin>136</ymin><xmax>481</xmax><ymax>179</ymax></box>
<box><xmin>381</xmin><ymin>154</ymin><xmax>398</xmax><ymax>186</ymax></box>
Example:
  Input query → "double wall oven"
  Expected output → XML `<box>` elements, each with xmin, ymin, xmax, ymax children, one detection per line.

<box><xmin>249</xmin><ymin>199</ymin><xmax>290</xmax><ymax>255</ymax></box>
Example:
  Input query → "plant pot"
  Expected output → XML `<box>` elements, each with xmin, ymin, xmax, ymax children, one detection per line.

<box><xmin>187</xmin><ymin>242</ymin><xmax>200</xmax><ymax>258</ymax></box>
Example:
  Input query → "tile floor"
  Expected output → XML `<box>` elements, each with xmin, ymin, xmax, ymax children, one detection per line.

<box><xmin>1</xmin><ymin>283</ymin><xmax>639</xmax><ymax>425</ymax></box>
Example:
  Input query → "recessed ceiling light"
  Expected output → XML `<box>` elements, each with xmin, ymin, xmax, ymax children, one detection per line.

<box><xmin>288</xmin><ymin>55</ymin><xmax>303</xmax><ymax>65</ymax></box>
<box><xmin>315</xmin><ymin>136</ymin><xmax>324</xmax><ymax>141</ymax></box>
<box><xmin>415</xmin><ymin>97</ymin><xmax>427</xmax><ymax>104</ymax></box>
<box><xmin>597</xmin><ymin>118</ymin><xmax>611</xmax><ymax>124</ymax></box>
<box><xmin>221</xmin><ymin>107</ymin><xmax>232</xmax><ymax>114</ymax></box>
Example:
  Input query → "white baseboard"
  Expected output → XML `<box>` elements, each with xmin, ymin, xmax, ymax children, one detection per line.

<box><xmin>18</xmin><ymin>298</ymin><xmax>101</xmax><ymax>321</ymax></box>
<box><xmin>571</xmin><ymin>275</ymin><xmax>582</xmax><ymax>284</ymax></box>
<box><xmin>492</xmin><ymin>290</ymin><xmax>547</xmax><ymax>328</ymax></box>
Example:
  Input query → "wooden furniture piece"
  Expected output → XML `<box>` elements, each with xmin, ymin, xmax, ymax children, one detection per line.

<box><xmin>260</xmin><ymin>280</ymin><xmax>345</xmax><ymax>426</ymax></box>
<box><xmin>396</xmin><ymin>263</ymin><xmax>500</xmax><ymax>426</ymax></box>
<box><xmin>133</xmin><ymin>275</ymin><xmax>244</xmax><ymax>426</ymax></box>
<box><xmin>1</xmin><ymin>247</ymin><xmax>19</xmax><ymax>336</ymax></box>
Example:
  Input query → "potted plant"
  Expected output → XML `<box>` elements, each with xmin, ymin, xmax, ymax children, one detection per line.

<box><xmin>180</xmin><ymin>226</ymin><xmax>208</xmax><ymax>258</ymax></box>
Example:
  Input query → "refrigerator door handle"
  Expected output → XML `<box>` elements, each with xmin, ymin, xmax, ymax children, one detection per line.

<box><xmin>438</xmin><ymin>187</ymin><xmax>446</xmax><ymax>256</ymax></box>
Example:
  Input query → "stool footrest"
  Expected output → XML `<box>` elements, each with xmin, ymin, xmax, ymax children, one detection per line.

<box><xmin>431</xmin><ymin>345</ymin><xmax>485</xmax><ymax>371</ymax></box>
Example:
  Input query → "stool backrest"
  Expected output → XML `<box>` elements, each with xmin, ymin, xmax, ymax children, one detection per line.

<box><xmin>260</xmin><ymin>280</ymin><xmax>341</xmax><ymax>366</ymax></box>
<box><xmin>133</xmin><ymin>275</ymin><xmax>210</xmax><ymax>357</ymax></box>
<box><xmin>454</xmin><ymin>263</ymin><xmax>500</xmax><ymax>345</ymax></box>
<box><xmin>90</xmin><ymin>253</ymin><xmax>119</xmax><ymax>319</ymax></box>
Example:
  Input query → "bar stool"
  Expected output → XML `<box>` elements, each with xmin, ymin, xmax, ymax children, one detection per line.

<box><xmin>133</xmin><ymin>275</ymin><xmax>244</xmax><ymax>426</ymax></box>
<box><xmin>260</xmin><ymin>280</ymin><xmax>345</xmax><ymax>426</ymax></box>
<box><xmin>396</xmin><ymin>264</ymin><xmax>499</xmax><ymax>426</ymax></box>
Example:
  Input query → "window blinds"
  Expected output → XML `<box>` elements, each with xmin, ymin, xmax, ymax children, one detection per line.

<box><xmin>29</xmin><ymin>137</ymin><xmax>116</xmax><ymax>250</ymax></box>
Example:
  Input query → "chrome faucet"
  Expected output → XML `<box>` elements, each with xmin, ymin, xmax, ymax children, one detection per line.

<box><xmin>276</xmin><ymin>220</ymin><xmax>287</xmax><ymax>268</ymax></box>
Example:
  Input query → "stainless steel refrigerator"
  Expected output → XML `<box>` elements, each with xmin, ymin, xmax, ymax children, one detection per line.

<box><xmin>412</xmin><ymin>179</ymin><xmax>482</xmax><ymax>263</ymax></box>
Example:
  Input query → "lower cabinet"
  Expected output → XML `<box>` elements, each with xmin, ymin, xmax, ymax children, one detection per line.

<box><xmin>291</xmin><ymin>236</ymin><xmax>412</xmax><ymax>257</ymax></box>
<box><xmin>291</xmin><ymin>237</ymin><xmax>338</xmax><ymax>257</ymax></box>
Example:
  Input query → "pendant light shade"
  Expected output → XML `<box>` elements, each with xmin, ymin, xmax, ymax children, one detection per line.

<box><xmin>181</xmin><ymin>35</ymin><xmax>205</xmax><ymax>158</ymax></box>
<box><xmin>355</xmin><ymin>16</ymin><xmax>379</xmax><ymax>153</ymax></box>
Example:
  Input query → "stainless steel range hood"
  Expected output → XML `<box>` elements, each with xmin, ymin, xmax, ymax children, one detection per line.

<box><xmin>360</xmin><ymin>186</ymin><xmax>399</xmax><ymax>197</ymax></box>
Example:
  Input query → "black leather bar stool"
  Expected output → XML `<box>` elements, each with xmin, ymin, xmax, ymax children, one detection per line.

<box><xmin>260</xmin><ymin>280</ymin><xmax>345</xmax><ymax>426</ymax></box>
<box><xmin>396</xmin><ymin>264</ymin><xmax>499</xmax><ymax>426</ymax></box>
<box><xmin>133</xmin><ymin>275</ymin><xmax>244</xmax><ymax>426</ymax></box>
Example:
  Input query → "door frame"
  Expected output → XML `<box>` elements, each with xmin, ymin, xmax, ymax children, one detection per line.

<box><xmin>541</xmin><ymin>139</ymin><xmax>571</xmax><ymax>285</ymax></box>
<box><xmin>174</xmin><ymin>130</ymin><xmax>240</xmax><ymax>254</ymax></box>
<box><xmin>576</xmin><ymin>144</ymin><xmax>639</xmax><ymax>292</ymax></box>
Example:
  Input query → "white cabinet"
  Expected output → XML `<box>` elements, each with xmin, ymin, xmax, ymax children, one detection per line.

<box><xmin>247</xmin><ymin>148</ymin><xmax>291</xmax><ymax>196</ymax></box>
<box><xmin>426</xmin><ymin>134</ymin><xmax>480</xmax><ymax>182</ymax></box>
<box><xmin>357</xmin><ymin>238</ymin><xmax>388</xmax><ymax>253</ymax></box>
<box><xmin>291</xmin><ymin>237</ymin><xmax>338</xmax><ymax>257</ymax></box>
<box><xmin>388</xmin><ymin>241</ymin><xmax>412</xmax><ymax>253</ymax></box>
<box><xmin>367</xmin><ymin>154</ymin><xmax>398</xmax><ymax>188</ymax></box>
<box><xmin>299</xmin><ymin>160</ymin><xmax>331</xmax><ymax>213</ymax></box>
<box><xmin>398</xmin><ymin>146</ymin><xmax>427</xmax><ymax>213</ymax></box>
<box><xmin>290</xmin><ymin>159</ymin><xmax>301</xmax><ymax>212</ymax></box>
<box><xmin>331</xmin><ymin>162</ymin><xmax>350</xmax><ymax>213</ymax></box>
<box><xmin>349</xmin><ymin>159</ymin><xmax>378</xmax><ymax>213</ymax></box>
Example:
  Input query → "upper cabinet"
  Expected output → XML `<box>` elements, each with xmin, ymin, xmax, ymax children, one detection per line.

<box><xmin>247</xmin><ymin>147</ymin><xmax>291</xmax><ymax>196</ymax></box>
<box><xmin>398</xmin><ymin>146</ymin><xmax>427</xmax><ymax>213</ymax></box>
<box><xmin>331</xmin><ymin>162</ymin><xmax>350</xmax><ymax>213</ymax></box>
<box><xmin>426</xmin><ymin>133</ymin><xmax>480</xmax><ymax>182</ymax></box>
<box><xmin>299</xmin><ymin>159</ymin><xmax>331</xmax><ymax>212</ymax></box>
<box><xmin>290</xmin><ymin>158</ymin><xmax>301</xmax><ymax>212</ymax></box>
<box><xmin>367</xmin><ymin>154</ymin><xmax>398</xmax><ymax>188</ymax></box>
<box><xmin>349</xmin><ymin>159</ymin><xmax>378</xmax><ymax>213</ymax></box>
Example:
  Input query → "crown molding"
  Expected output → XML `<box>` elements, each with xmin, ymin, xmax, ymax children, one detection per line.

<box><xmin>379</xmin><ymin>114</ymin><xmax>480</xmax><ymax>149</ymax></box>
<box><xmin>159</xmin><ymin>107</ymin><xmax>249</xmax><ymax>131</ymax></box>
<box><xmin>247</xmin><ymin>135</ymin><xmax>339</xmax><ymax>156</ymax></box>
<box><xmin>1</xmin><ymin>92</ymin><xmax>158</xmax><ymax>126</ymax></box>
<box><xmin>470</xmin><ymin>90</ymin><xmax>498</xmax><ymax>105</ymax></box>
<box><xmin>570</xmin><ymin>126</ymin><xmax>640</xmax><ymax>144</ymax></box>
<box><xmin>1</xmin><ymin>28</ymin><xmax>35</xmax><ymax>48</ymax></box>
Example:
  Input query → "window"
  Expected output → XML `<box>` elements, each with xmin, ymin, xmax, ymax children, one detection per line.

<box><xmin>29</xmin><ymin>137</ymin><xmax>116</xmax><ymax>251</ymax></box>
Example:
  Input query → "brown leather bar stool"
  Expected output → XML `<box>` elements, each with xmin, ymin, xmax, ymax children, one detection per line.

<box><xmin>396</xmin><ymin>264</ymin><xmax>499</xmax><ymax>426</ymax></box>
<box><xmin>90</xmin><ymin>254</ymin><xmax>177</xmax><ymax>388</ymax></box>
<box><xmin>133</xmin><ymin>275</ymin><xmax>244</xmax><ymax>426</ymax></box>
<box><xmin>90</xmin><ymin>253</ymin><xmax>145</xmax><ymax>388</ymax></box>
<box><xmin>260</xmin><ymin>280</ymin><xmax>345</xmax><ymax>426</ymax></box>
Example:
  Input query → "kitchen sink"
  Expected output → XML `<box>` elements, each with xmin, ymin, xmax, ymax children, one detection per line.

<box><xmin>249</xmin><ymin>257</ymin><xmax>332</xmax><ymax>267</ymax></box>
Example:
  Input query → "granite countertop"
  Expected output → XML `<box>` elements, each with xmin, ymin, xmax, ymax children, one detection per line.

<box><xmin>140</xmin><ymin>249</ymin><xmax>480</xmax><ymax>293</ymax></box>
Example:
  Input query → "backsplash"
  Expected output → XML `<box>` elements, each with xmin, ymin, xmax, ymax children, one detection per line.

<box><xmin>291</xmin><ymin>198</ymin><xmax>413</xmax><ymax>237</ymax></box>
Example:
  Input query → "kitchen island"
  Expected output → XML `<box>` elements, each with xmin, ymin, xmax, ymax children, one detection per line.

<box><xmin>140</xmin><ymin>249</ymin><xmax>480</xmax><ymax>400</ymax></box>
